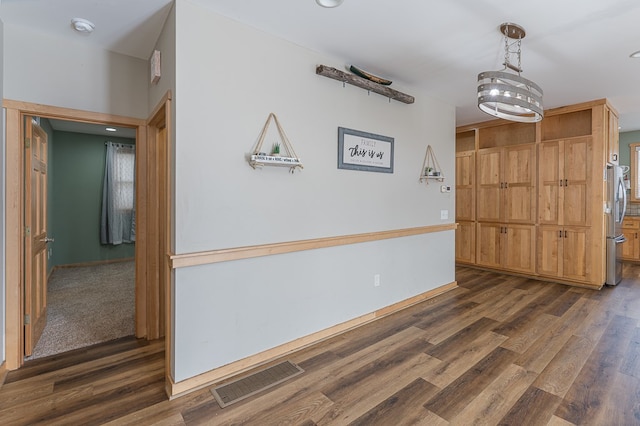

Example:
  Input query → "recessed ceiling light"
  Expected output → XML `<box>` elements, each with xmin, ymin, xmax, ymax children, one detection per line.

<box><xmin>630</xmin><ymin>50</ymin><xmax>640</xmax><ymax>58</ymax></box>
<box><xmin>71</xmin><ymin>18</ymin><xmax>95</xmax><ymax>34</ymax></box>
<box><xmin>105</xmin><ymin>127</ymin><xmax>117</xmax><ymax>132</ymax></box>
<box><xmin>316</xmin><ymin>0</ymin><xmax>344</xmax><ymax>7</ymax></box>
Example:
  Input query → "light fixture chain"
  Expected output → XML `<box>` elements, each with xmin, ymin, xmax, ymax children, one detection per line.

<box><xmin>517</xmin><ymin>38</ymin><xmax>522</xmax><ymax>75</ymax></box>
<box><xmin>503</xmin><ymin>30</ymin><xmax>510</xmax><ymax>70</ymax></box>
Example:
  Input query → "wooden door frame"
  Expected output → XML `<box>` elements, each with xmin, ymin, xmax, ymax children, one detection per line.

<box><xmin>143</xmin><ymin>92</ymin><xmax>172</xmax><ymax>343</ymax></box>
<box><xmin>3</xmin><ymin>99</ymin><xmax>167</xmax><ymax>370</ymax></box>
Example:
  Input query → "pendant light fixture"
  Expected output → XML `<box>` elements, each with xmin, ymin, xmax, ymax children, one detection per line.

<box><xmin>316</xmin><ymin>0</ymin><xmax>344</xmax><ymax>8</ymax></box>
<box><xmin>477</xmin><ymin>23</ymin><xmax>543</xmax><ymax>123</ymax></box>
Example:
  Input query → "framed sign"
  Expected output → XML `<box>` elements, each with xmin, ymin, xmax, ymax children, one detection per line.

<box><xmin>338</xmin><ymin>127</ymin><xmax>394</xmax><ymax>173</ymax></box>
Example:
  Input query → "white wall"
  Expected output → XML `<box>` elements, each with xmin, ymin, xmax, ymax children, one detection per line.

<box><xmin>2</xmin><ymin>21</ymin><xmax>149</xmax><ymax>366</ymax></box>
<box><xmin>171</xmin><ymin>0</ymin><xmax>456</xmax><ymax>382</ymax></box>
<box><xmin>3</xmin><ymin>24</ymin><xmax>148</xmax><ymax>118</ymax></box>
<box><xmin>149</xmin><ymin>1</ymin><xmax>177</xmax><ymax>378</ymax></box>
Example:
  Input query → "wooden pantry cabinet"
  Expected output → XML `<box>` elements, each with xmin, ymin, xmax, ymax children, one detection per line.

<box><xmin>455</xmin><ymin>131</ymin><xmax>476</xmax><ymax>264</ymax></box>
<box><xmin>535</xmin><ymin>104</ymin><xmax>610</xmax><ymax>286</ymax></box>
<box><xmin>455</xmin><ymin>99</ymin><xmax>618</xmax><ymax>288</ymax></box>
<box><xmin>474</xmin><ymin>121</ymin><xmax>537</xmax><ymax>273</ymax></box>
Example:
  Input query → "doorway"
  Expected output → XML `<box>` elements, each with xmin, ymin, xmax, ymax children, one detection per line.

<box><xmin>4</xmin><ymin>95</ymin><xmax>171</xmax><ymax>370</ymax></box>
<box><xmin>26</xmin><ymin>116</ymin><xmax>137</xmax><ymax>359</ymax></box>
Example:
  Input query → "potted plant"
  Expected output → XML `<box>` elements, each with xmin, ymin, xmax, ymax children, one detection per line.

<box><xmin>425</xmin><ymin>167</ymin><xmax>435</xmax><ymax>176</ymax></box>
<box><xmin>271</xmin><ymin>142</ymin><xmax>281</xmax><ymax>156</ymax></box>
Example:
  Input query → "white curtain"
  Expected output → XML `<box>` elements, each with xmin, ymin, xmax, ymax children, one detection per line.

<box><xmin>100</xmin><ymin>142</ymin><xmax>136</xmax><ymax>245</ymax></box>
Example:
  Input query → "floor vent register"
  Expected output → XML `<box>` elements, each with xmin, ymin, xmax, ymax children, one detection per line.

<box><xmin>211</xmin><ymin>360</ymin><xmax>305</xmax><ymax>408</ymax></box>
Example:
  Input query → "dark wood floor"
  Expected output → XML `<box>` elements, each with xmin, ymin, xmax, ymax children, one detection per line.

<box><xmin>2</xmin><ymin>264</ymin><xmax>640</xmax><ymax>425</ymax></box>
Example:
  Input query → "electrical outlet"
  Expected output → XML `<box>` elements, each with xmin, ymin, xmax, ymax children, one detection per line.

<box><xmin>374</xmin><ymin>274</ymin><xmax>380</xmax><ymax>287</ymax></box>
<box><xmin>440</xmin><ymin>185</ymin><xmax>451</xmax><ymax>193</ymax></box>
<box><xmin>440</xmin><ymin>210</ymin><xmax>449</xmax><ymax>220</ymax></box>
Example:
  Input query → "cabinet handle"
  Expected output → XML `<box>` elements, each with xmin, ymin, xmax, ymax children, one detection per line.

<box><xmin>559</xmin><ymin>180</ymin><xmax>563</xmax><ymax>187</ymax></box>
<box><xmin>564</xmin><ymin>230</ymin><xmax>568</xmax><ymax>238</ymax></box>
<box><xmin>505</xmin><ymin>182</ymin><xmax>509</xmax><ymax>188</ymax></box>
<box><xmin>564</xmin><ymin>179</ymin><xmax>568</xmax><ymax>186</ymax></box>
<box><xmin>500</xmin><ymin>182</ymin><xmax>504</xmax><ymax>189</ymax></box>
<box><xmin>559</xmin><ymin>230</ymin><xmax>563</xmax><ymax>238</ymax></box>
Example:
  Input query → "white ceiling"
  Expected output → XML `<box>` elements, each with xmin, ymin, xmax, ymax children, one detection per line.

<box><xmin>2</xmin><ymin>0</ymin><xmax>640</xmax><ymax>131</ymax></box>
<box><xmin>47</xmin><ymin>119</ymin><xmax>136</xmax><ymax>139</ymax></box>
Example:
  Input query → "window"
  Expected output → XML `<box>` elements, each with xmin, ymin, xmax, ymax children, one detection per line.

<box><xmin>101</xmin><ymin>142</ymin><xmax>136</xmax><ymax>245</ymax></box>
<box><xmin>113</xmin><ymin>149</ymin><xmax>135</xmax><ymax>211</ymax></box>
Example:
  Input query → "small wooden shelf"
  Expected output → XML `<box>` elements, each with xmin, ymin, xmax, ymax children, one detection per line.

<box><xmin>316</xmin><ymin>65</ymin><xmax>415</xmax><ymax>104</ymax></box>
<box><xmin>249</xmin><ymin>113</ymin><xmax>303</xmax><ymax>173</ymax></box>
<box><xmin>249</xmin><ymin>154</ymin><xmax>302</xmax><ymax>169</ymax></box>
<box><xmin>419</xmin><ymin>145</ymin><xmax>445</xmax><ymax>184</ymax></box>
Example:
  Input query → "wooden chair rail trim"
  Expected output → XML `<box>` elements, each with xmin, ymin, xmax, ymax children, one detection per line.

<box><xmin>170</xmin><ymin>223</ymin><xmax>457</xmax><ymax>269</ymax></box>
<box><xmin>166</xmin><ymin>280</ymin><xmax>458</xmax><ymax>398</ymax></box>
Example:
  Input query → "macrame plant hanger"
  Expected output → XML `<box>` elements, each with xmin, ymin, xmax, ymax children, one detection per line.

<box><xmin>419</xmin><ymin>144</ymin><xmax>444</xmax><ymax>184</ymax></box>
<box><xmin>249</xmin><ymin>113</ymin><xmax>303</xmax><ymax>173</ymax></box>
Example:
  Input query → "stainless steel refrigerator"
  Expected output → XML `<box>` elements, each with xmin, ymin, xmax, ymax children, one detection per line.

<box><xmin>606</xmin><ymin>164</ymin><xmax>627</xmax><ymax>286</ymax></box>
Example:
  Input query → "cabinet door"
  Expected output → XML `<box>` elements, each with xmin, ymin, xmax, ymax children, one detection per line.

<box><xmin>477</xmin><ymin>149</ymin><xmax>502</xmax><ymax>222</ymax></box>
<box><xmin>620</xmin><ymin>229</ymin><xmax>637</xmax><ymax>260</ymax></box>
<box><xmin>503</xmin><ymin>224</ymin><xmax>536</xmax><ymax>273</ymax></box>
<box><xmin>538</xmin><ymin>225</ymin><xmax>562</xmax><ymax>278</ymax></box>
<box><xmin>455</xmin><ymin>221</ymin><xmax>475</xmax><ymax>264</ymax></box>
<box><xmin>562</xmin><ymin>227</ymin><xmax>591</xmax><ymax>282</ymax></box>
<box><xmin>563</xmin><ymin>137</ymin><xmax>591</xmax><ymax>226</ymax></box>
<box><xmin>503</xmin><ymin>145</ymin><xmax>536</xmax><ymax>223</ymax></box>
<box><xmin>477</xmin><ymin>222</ymin><xmax>502</xmax><ymax>268</ymax></box>
<box><xmin>456</xmin><ymin>152</ymin><xmax>475</xmax><ymax>221</ymax></box>
<box><xmin>538</xmin><ymin>142</ymin><xmax>561</xmax><ymax>224</ymax></box>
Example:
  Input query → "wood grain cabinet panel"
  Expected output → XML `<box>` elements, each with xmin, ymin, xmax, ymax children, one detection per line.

<box><xmin>503</xmin><ymin>145</ymin><xmax>536</xmax><ymax>223</ymax></box>
<box><xmin>538</xmin><ymin>225</ymin><xmax>591</xmax><ymax>282</ymax></box>
<box><xmin>455</xmin><ymin>221</ymin><xmax>475</xmax><ymax>264</ymax></box>
<box><xmin>477</xmin><ymin>149</ymin><xmax>502</xmax><ymax>222</ymax></box>
<box><xmin>538</xmin><ymin>137</ymin><xmax>591</xmax><ymax>227</ymax></box>
<box><xmin>477</xmin><ymin>222</ymin><xmax>535</xmax><ymax>274</ymax></box>
<box><xmin>621</xmin><ymin>218</ymin><xmax>640</xmax><ymax>261</ymax></box>
<box><xmin>455</xmin><ymin>152</ymin><xmax>475</xmax><ymax>222</ymax></box>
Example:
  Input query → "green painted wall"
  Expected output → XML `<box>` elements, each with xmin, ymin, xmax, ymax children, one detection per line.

<box><xmin>50</xmin><ymin>130</ymin><xmax>135</xmax><ymax>267</ymax></box>
<box><xmin>620</xmin><ymin>130</ymin><xmax>640</xmax><ymax>167</ymax></box>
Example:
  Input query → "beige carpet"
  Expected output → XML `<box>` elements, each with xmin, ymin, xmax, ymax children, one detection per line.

<box><xmin>27</xmin><ymin>261</ymin><xmax>135</xmax><ymax>360</ymax></box>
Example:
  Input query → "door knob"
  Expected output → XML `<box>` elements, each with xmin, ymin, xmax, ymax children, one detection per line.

<box><xmin>41</xmin><ymin>237</ymin><xmax>55</xmax><ymax>243</ymax></box>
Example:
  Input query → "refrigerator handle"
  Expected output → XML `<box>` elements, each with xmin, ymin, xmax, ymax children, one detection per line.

<box><xmin>620</xmin><ymin>175</ymin><xmax>627</xmax><ymax>223</ymax></box>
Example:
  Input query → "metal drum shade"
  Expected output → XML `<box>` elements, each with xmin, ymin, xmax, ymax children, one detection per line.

<box><xmin>477</xmin><ymin>71</ymin><xmax>543</xmax><ymax>122</ymax></box>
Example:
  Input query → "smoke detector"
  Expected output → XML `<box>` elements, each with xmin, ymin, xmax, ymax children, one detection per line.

<box><xmin>71</xmin><ymin>18</ymin><xmax>95</xmax><ymax>34</ymax></box>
